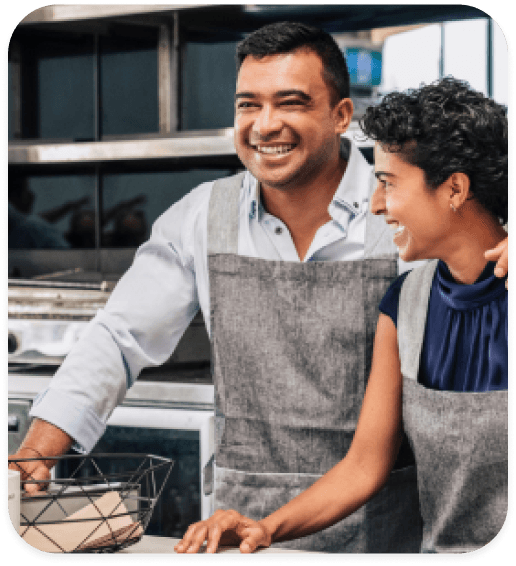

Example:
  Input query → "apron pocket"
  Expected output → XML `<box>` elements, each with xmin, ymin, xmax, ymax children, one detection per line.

<box><xmin>214</xmin><ymin>464</ymin><xmax>422</xmax><ymax>553</ymax></box>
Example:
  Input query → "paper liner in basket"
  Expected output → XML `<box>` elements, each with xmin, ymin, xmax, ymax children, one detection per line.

<box><xmin>20</xmin><ymin>491</ymin><xmax>143</xmax><ymax>552</ymax></box>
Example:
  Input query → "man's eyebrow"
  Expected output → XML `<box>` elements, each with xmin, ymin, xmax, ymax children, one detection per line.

<box><xmin>234</xmin><ymin>89</ymin><xmax>312</xmax><ymax>102</ymax></box>
<box><xmin>235</xmin><ymin>91</ymin><xmax>257</xmax><ymax>101</ymax></box>
<box><xmin>275</xmin><ymin>89</ymin><xmax>312</xmax><ymax>101</ymax></box>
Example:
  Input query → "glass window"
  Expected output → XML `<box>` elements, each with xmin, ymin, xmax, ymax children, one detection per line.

<box><xmin>443</xmin><ymin>19</ymin><xmax>488</xmax><ymax>94</ymax></box>
<box><xmin>12</xmin><ymin>29</ymin><xmax>159</xmax><ymax>140</ymax></box>
<box><xmin>181</xmin><ymin>40</ymin><xmax>238</xmax><ymax>130</ymax></box>
<box><xmin>380</xmin><ymin>18</ymin><xmax>507</xmax><ymax>103</ymax></box>
<box><xmin>100</xmin><ymin>33</ymin><xmax>159</xmax><ymax>136</ymax></box>
<box><xmin>493</xmin><ymin>19</ymin><xmax>508</xmax><ymax>107</ymax></box>
<box><xmin>26</xmin><ymin>35</ymin><xmax>95</xmax><ymax>140</ymax></box>
<box><xmin>380</xmin><ymin>25</ymin><xmax>441</xmax><ymax>93</ymax></box>
<box><xmin>101</xmin><ymin>169</ymin><xmax>234</xmax><ymax>247</ymax></box>
<box><xmin>8</xmin><ymin>173</ymin><xmax>97</xmax><ymax>249</ymax></box>
<box><xmin>8</xmin><ymin>59</ymin><xmax>15</xmax><ymax>141</ymax></box>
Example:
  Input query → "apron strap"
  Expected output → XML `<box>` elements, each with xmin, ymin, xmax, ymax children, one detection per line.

<box><xmin>398</xmin><ymin>259</ymin><xmax>438</xmax><ymax>380</ymax></box>
<box><xmin>207</xmin><ymin>172</ymin><xmax>246</xmax><ymax>255</ymax></box>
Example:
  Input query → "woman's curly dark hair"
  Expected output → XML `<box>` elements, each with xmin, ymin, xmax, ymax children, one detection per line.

<box><xmin>359</xmin><ymin>77</ymin><xmax>508</xmax><ymax>224</ymax></box>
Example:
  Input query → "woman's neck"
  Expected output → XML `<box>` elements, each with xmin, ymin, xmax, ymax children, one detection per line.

<box><xmin>442</xmin><ymin>205</ymin><xmax>506</xmax><ymax>284</ymax></box>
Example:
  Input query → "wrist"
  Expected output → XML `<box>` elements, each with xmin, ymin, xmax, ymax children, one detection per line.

<box><xmin>18</xmin><ymin>445</ymin><xmax>53</xmax><ymax>469</ymax></box>
<box><xmin>258</xmin><ymin>518</ymin><xmax>276</xmax><ymax>545</ymax></box>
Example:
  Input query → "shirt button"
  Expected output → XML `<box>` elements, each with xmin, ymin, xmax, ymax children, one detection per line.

<box><xmin>275</xmin><ymin>226</ymin><xmax>283</xmax><ymax>235</ymax></box>
<box><xmin>353</xmin><ymin>202</ymin><xmax>359</xmax><ymax>210</ymax></box>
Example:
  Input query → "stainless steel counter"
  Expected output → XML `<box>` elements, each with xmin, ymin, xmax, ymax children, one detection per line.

<box><xmin>121</xmin><ymin>535</ymin><xmax>316</xmax><ymax>554</ymax></box>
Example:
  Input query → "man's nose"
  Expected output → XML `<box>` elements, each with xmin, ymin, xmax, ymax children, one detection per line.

<box><xmin>370</xmin><ymin>182</ymin><xmax>386</xmax><ymax>216</ymax></box>
<box><xmin>252</xmin><ymin>105</ymin><xmax>282</xmax><ymax>140</ymax></box>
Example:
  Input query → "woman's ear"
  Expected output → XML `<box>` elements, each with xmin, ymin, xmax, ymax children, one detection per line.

<box><xmin>334</xmin><ymin>98</ymin><xmax>353</xmax><ymax>135</ymax></box>
<box><xmin>448</xmin><ymin>172</ymin><xmax>471</xmax><ymax>211</ymax></box>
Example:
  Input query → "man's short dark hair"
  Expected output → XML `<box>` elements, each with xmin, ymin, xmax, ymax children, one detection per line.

<box><xmin>236</xmin><ymin>21</ymin><xmax>350</xmax><ymax>104</ymax></box>
<box><xmin>360</xmin><ymin>77</ymin><xmax>508</xmax><ymax>224</ymax></box>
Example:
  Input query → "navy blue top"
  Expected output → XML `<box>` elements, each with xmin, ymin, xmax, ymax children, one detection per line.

<box><xmin>379</xmin><ymin>261</ymin><xmax>508</xmax><ymax>392</ymax></box>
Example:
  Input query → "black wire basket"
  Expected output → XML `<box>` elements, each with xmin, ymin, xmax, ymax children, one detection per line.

<box><xmin>10</xmin><ymin>453</ymin><xmax>174</xmax><ymax>553</ymax></box>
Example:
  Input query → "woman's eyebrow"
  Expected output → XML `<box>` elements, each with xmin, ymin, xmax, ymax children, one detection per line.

<box><xmin>374</xmin><ymin>171</ymin><xmax>396</xmax><ymax>179</ymax></box>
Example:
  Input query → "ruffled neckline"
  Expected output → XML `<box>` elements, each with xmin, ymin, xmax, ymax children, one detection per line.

<box><xmin>436</xmin><ymin>260</ymin><xmax>507</xmax><ymax>311</ymax></box>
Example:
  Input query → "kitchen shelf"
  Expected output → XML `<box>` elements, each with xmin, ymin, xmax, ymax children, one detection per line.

<box><xmin>8</xmin><ymin>132</ymin><xmax>237</xmax><ymax>166</ymax></box>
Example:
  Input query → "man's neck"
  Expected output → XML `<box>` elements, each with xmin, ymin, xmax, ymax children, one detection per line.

<box><xmin>259</xmin><ymin>156</ymin><xmax>348</xmax><ymax>261</ymax></box>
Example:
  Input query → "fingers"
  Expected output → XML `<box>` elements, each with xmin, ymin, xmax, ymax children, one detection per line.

<box><xmin>238</xmin><ymin>523</ymin><xmax>272</xmax><ymax>553</ymax></box>
<box><xmin>8</xmin><ymin>459</ymin><xmax>50</xmax><ymax>493</ymax></box>
<box><xmin>485</xmin><ymin>238</ymin><xmax>508</xmax><ymax>278</ymax></box>
<box><xmin>23</xmin><ymin>465</ymin><xmax>51</xmax><ymax>494</ymax></box>
<box><xmin>485</xmin><ymin>238</ymin><xmax>508</xmax><ymax>289</ymax></box>
<box><xmin>203</xmin><ymin>511</ymin><xmax>242</xmax><ymax>553</ymax></box>
<box><xmin>205</xmin><ymin>523</ymin><xmax>224</xmax><ymax>554</ymax></box>
<box><xmin>240</xmin><ymin>535</ymin><xmax>260</xmax><ymax>553</ymax></box>
<box><xmin>175</xmin><ymin>521</ymin><xmax>209</xmax><ymax>553</ymax></box>
<box><xmin>174</xmin><ymin>510</ymin><xmax>250</xmax><ymax>554</ymax></box>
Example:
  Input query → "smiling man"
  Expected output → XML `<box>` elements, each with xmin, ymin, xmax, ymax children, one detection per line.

<box><xmin>234</xmin><ymin>48</ymin><xmax>352</xmax><ymax>261</ymax></box>
<box><xmin>10</xmin><ymin>22</ymin><xmax>507</xmax><ymax>554</ymax></box>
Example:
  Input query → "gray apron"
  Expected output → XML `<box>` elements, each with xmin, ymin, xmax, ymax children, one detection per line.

<box><xmin>207</xmin><ymin>172</ymin><xmax>422</xmax><ymax>552</ymax></box>
<box><xmin>398</xmin><ymin>261</ymin><xmax>508</xmax><ymax>553</ymax></box>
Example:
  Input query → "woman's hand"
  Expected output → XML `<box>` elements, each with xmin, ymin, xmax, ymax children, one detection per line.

<box><xmin>174</xmin><ymin>509</ymin><xmax>272</xmax><ymax>554</ymax></box>
<box><xmin>485</xmin><ymin>236</ymin><xmax>508</xmax><ymax>289</ymax></box>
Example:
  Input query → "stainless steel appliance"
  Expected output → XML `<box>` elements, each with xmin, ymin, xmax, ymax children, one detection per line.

<box><xmin>8</xmin><ymin>278</ymin><xmax>215</xmax><ymax>538</ymax></box>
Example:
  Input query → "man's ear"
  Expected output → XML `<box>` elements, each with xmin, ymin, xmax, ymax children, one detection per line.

<box><xmin>334</xmin><ymin>98</ymin><xmax>353</xmax><ymax>135</ymax></box>
<box><xmin>448</xmin><ymin>172</ymin><xmax>471</xmax><ymax>211</ymax></box>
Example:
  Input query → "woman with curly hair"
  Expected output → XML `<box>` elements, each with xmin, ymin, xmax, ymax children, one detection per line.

<box><xmin>175</xmin><ymin>78</ymin><xmax>508</xmax><ymax>554</ymax></box>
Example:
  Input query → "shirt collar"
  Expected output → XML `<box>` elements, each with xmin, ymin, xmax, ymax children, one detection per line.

<box><xmin>331</xmin><ymin>137</ymin><xmax>372</xmax><ymax>218</ymax></box>
<box><xmin>246</xmin><ymin>171</ymin><xmax>261</xmax><ymax>220</ymax></box>
<box><xmin>245</xmin><ymin>137</ymin><xmax>372</xmax><ymax>222</ymax></box>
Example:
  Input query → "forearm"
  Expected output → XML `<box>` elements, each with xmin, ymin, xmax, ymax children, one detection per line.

<box><xmin>263</xmin><ymin>315</ymin><xmax>404</xmax><ymax>546</ymax></box>
<box><xmin>261</xmin><ymin>454</ymin><xmax>390</xmax><ymax>544</ymax></box>
<box><xmin>19</xmin><ymin>418</ymin><xmax>74</xmax><ymax>468</ymax></box>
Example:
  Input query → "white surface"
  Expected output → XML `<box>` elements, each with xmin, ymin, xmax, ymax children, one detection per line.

<box><xmin>8</xmin><ymin>470</ymin><xmax>20</xmax><ymax>534</ymax></box>
<box><xmin>121</xmin><ymin>535</ymin><xmax>317</xmax><ymax>554</ymax></box>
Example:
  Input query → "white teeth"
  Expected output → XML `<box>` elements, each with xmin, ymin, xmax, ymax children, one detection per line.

<box><xmin>255</xmin><ymin>144</ymin><xmax>295</xmax><ymax>154</ymax></box>
<box><xmin>388</xmin><ymin>223</ymin><xmax>405</xmax><ymax>234</ymax></box>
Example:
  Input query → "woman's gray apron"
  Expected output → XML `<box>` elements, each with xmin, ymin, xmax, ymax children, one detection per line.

<box><xmin>207</xmin><ymin>172</ymin><xmax>422</xmax><ymax>552</ymax></box>
<box><xmin>398</xmin><ymin>261</ymin><xmax>508</xmax><ymax>553</ymax></box>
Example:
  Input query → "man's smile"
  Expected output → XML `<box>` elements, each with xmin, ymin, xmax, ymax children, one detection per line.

<box><xmin>251</xmin><ymin>143</ymin><xmax>297</xmax><ymax>155</ymax></box>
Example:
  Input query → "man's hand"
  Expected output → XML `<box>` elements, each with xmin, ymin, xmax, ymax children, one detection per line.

<box><xmin>7</xmin><ymin>418</ymin><xmax>73</xmax><ymax>493</ymax></box>
<box><xmin>485</xmin><ymin>236</ymin><xmax>508</xmax><ymax>289</ymax></box>
<box><xmin>174</xmin><ymin>509</ymin><xmax>272</xmax><ymax>554</ymax></box>
<box><xmin>8</xmin><ymin>448</ymin><xmax>52</xmax><ymax>494</ymax></box>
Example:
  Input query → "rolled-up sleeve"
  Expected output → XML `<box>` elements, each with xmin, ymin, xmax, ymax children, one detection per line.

<box><xmin>30</xmin><ymin>190</ymin><xmax>206</xmax><ymax>453</ymax></box>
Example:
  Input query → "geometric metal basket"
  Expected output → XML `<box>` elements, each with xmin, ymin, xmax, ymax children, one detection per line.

<box><xmin>10</xmin><ymin>454</ymin><xmax>174</xmax><ymax>553</ymax></box>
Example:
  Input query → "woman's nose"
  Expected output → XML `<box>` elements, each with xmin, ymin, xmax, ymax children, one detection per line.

<box><xmin>370</xmin><ymin>182</ymin><xmax>387</xmax><ymax>216</ymax></box>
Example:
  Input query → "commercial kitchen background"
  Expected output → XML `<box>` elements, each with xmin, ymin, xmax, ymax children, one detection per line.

<box><xmin>6</xmin><ymin>2</ymin><xmax>510</xmax><ymax>548</ymax></box>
